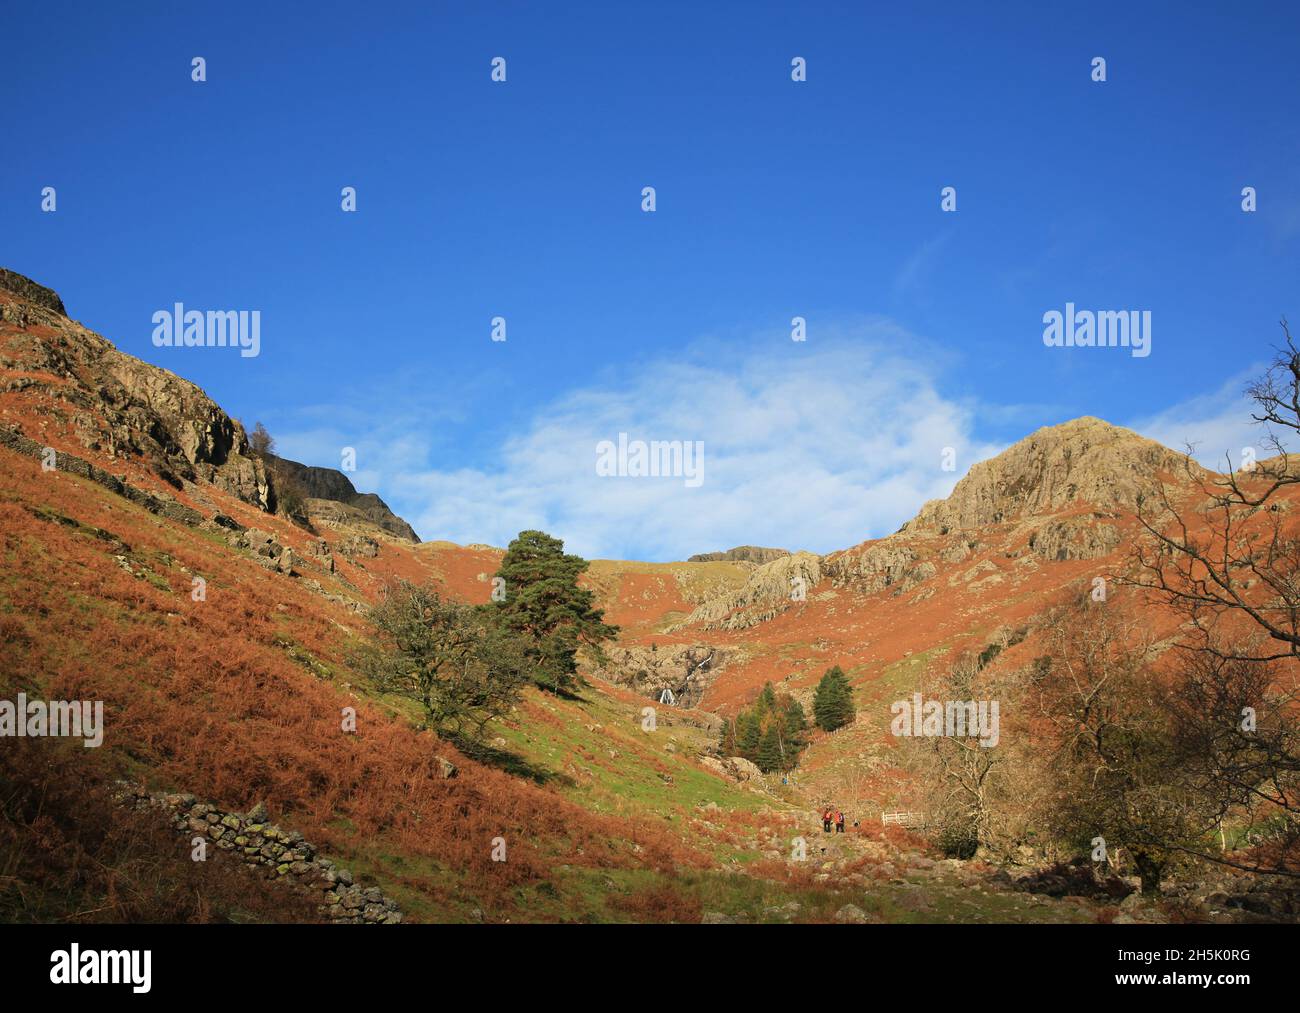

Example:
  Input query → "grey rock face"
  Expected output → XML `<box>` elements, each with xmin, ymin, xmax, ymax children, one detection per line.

<box><xmin>0</xmin><ymin>268</ymin><xmax>66</xmax><ymax>315</ymax></box>
<box><xmin>687</xmin><ymin>546</ymin><xmax>790</xmax><ymax>565</ymax></box>
<box><xmin>671</xmin><ymin>552</ymin><xmax>824</xmax><ymax>632</ymax></box>
<box><xmin>591</xmin><ymin>643</ymin><xmax>733</xmax><ymax>707</ymax></box>
<box><xmin>0</xmin><ymin>267</ymin><xmax>272</xmax><ymax>511</ymax></box>
<box><xmin>266</xmin><ymin>454</ymin><xmax>419</xmax><ymax>543</ymax></box>
<box><xmin>903</xmin><ymin>417</ymin><xmax>1199</xmax><ymax>535</ymax></box>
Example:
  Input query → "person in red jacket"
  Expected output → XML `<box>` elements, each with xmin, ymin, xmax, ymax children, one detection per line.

<box><xmin>835</xmin><ymin>809</ymin><xmax>845</xmax><ymax>833</ymax></box>
<box><xmin>822</xmin><ymin>807</ymin><xmax>833</xmax><ymax>832</ymax></box>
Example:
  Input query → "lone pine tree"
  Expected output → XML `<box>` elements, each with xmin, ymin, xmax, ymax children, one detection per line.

<box><xmin>487</xmin><ymin>529</ymin><xmax>618</xmax><ymax>693</ymax></box>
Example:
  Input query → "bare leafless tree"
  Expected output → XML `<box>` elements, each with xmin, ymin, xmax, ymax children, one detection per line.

<box><xmin>902</xmin><ymin>652</ymin><xmax>1032</xmax><ymax>860</ymax></box>
<box><xmin>1163</xmin><ymin>644</ymin><xmax>1300</xmax><ymax>876</ymax></box>
<box><xmin>1123</xmin><ymin>319</ymin><xmax>1300</xmax><ymax>877</ymax></box>
<box><xmin>1130</xmin><ymin>320</ymin><xmax>1300</xmax><ymax>663</ymax></box>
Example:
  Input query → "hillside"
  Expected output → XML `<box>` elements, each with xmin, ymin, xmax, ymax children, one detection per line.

<box><xmin>2</xmin><ymin>267</ymin><xmax>1295</xmax><ymax>925</ymax></box>
<box><xmin>573</xmin><ymin>419</ymin><xmax>1223</xmax><ymax>818</ymax></box>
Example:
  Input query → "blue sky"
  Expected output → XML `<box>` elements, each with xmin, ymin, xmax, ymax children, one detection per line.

<box><xmin>3</xmin><ymin>1</ymin><xmax>1298</xmax><ymax>559</ymax></box>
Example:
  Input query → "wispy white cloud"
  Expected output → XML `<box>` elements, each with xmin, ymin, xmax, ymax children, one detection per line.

<box><xmin>277</xmin><ymin>321</ymin><xmax>1001</xmax><ymax>561</ymax></box>
<box><xmin>271</xmin><ymin>326</ymin><xmax>1292</xmax><ymax>560</ymax></box>
<box><xmin>1127</xmin><ymin>364</ymin><xmax>1281</xmax><ymax>469</ymax></box>
<box><xmin>893</xmin><ymin>232</ymin><xmax>952</xmax><ymax>297</ymax></box>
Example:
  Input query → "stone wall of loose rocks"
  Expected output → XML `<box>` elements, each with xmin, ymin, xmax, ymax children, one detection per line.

<box><xmin>116</xmin><ymin>784</ymin><xmax>402</xmax><ymax>924</ymax></box>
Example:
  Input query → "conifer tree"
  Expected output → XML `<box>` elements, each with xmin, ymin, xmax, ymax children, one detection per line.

<box><xmin>736</xmin><ymin>712</ymin><xmax>761</xmax><ymax>759</ymax></box>
<box><xmin>757</xmin><ymin>724</ymin><xmax>783</xmax><ymax>773</ymax></box>
<box><xmin>813</xmin><ymin>666</ymin><xmax>855</xmax><ymax>732</ymax></box>
<box><xmin>784</xmin><ymin>698</ymin><xmax>809</xmax><ymax>746</ymax></box>
<box><xmin>718</xmin><ymin>717</ymin><xmax>736</xmax><ymax>755</ymax></box>
<box><xmin>721</xmin><ymin>685</ymin><xmax>813</xmax><ymax>771</ymax></box>
<box><xmin>487</xmin><ymin>530</ymin><xmax>618</xmax><ymax>693</ymax></box>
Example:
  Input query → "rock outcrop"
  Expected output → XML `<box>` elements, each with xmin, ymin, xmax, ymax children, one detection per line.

<box><xmin>666</xmin><ymin>418</ymin><xmax>1193</xmax><ymax>635</ymax></box>
<box><xmin>699</xmin><ymin>755</ymin><xmax>764</xmax><ymax>783</ymax></box>
<box><xmin>0</xmin><ymin>268</ymin><xmax>273</xmax><ymax>511</ymax></box>
<box><xmin>1024</xmin><ymin>515</ymin><xmax>1123</xmax><ymax>561</ymax></box>
<box><xmin>688</xmin><ymin>546</ymin><xmax>790</xmax><ymax>565</ymax></box>
<box><xmin>824</xmin><ymin>540</ymin><xmax>936</xmax><ymax>594</ymax></box>
<box><xmin>904</xmin><ymin>417</ymin><xmax>1198</xmax><ymax>534</ymax></box>
<box><xmin>670</xmin><ymin>552</ymin><xmax>824</xmax><ymax>631</ymax></box>
<box><xmin>267</xmin><ymin>453</ymin><xmax>419</xmax><ymax>543</ymax></box>
<box><xmin>0</xmin><ymin>267</ymin><xmax>66</xmax><ymax>315</ymax></box>
<box><xmin>592</xmin><ymin>643</ymin><xmax>733</xmax><ymax>707</ymax></box>
<box><xmin>0</xmin><ymin>424</ymin><xmax>209</xmax><ymax>528</ymax></box>
<box><xmin>0</xmin><ymin>267</ymin><xmax>419</xmax><ymax>551</ymax></box>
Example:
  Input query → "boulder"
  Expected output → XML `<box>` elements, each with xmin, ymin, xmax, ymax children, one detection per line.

<box><xmin>726</xmin><ymin>756</ymin><xmax>763</xmax><ymax>782</ymax></box>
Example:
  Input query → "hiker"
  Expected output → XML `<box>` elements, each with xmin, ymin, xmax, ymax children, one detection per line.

<box><xmin>835</xmin><ymin>809</ymin><xmax>845</xmax><ymax>833</ymax></box>
<box><xmin>822</xmin><ymin>807</ymin><xmax>833</xmax><ymax>833</ymax></box>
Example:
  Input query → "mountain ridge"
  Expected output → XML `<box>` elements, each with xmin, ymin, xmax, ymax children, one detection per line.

<box><xmin>0</xmin><ymin>267</ymin><xmax>1201</xmax><ymax>571</ymax></box>
<box><xmin>0</xmin><ymin>267</ymin><xmax>419</xmax><ymax>544</ymax></box>
<box><xmin>3</xmin><ymin>267</ymin><xmax>1291</xmax><ymax>925</ymax></box>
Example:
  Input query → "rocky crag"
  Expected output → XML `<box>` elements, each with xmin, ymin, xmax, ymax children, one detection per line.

<box><xmin>0</xmin><ymin>266</ymin><xmax>419</xmax><ymax>593</ymax></box>
<box><xmin>661</xmin><ymin>418</ymin><xmax>1196</xmax><ymax>635</ymax></box>
<box><xmin>268</xmin><ymin>453</ymin><xmax>419</xmax><ymax>543</ymax></box>
<box><xmin>688</xmin><ymin>545</ymin><xmax>790</xmax><ymax>565</ymax></box>
<box><xmin>591</xmin><ymin>643</ymin><xmax>735</xmax><ymax>706</ymax></box>
<box><xmin>0</xmin><ymin>269</ymin><xmax>273</xmax><ymax>510</ymax></box>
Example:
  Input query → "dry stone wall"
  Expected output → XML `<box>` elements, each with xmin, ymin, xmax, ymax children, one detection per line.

<box><xmin>117</xmin><ymin>783</ymin><xmax>402</xmax><ymax>924</ymax></box>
